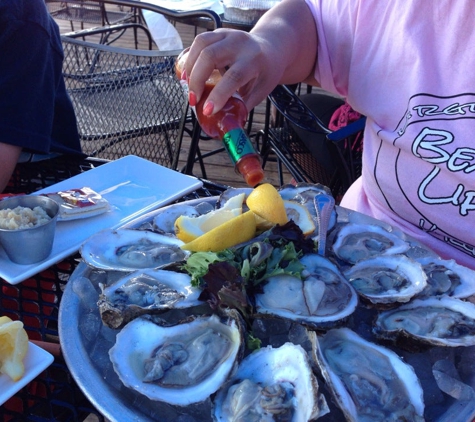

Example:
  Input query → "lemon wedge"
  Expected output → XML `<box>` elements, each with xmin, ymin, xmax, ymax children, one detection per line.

<box><xmin>181</xmin><ymin>210</ymin><xmax>257</xmax><ymax>252</ymax></box>
<box><xmin>0</xmin><ymin>316</ymin><xmax>29</xmax><ymax>382</ymax></box>
<box><xmin>246</xmin><ymin>183</ymin><xmax>288</xmax><ymax>225</ymax></box>
<box><xmin>254</xmin><ymin>213</ymin><xmax>275</xmax><ymax>232</ymax></box>
<box><xmin>284</xmin><ymin>200</ymin><xmax>316</xmax><ymax>236</ymax></box>
<box><xmin>175</xmin><ymin>193</ymin><xmax>246</xmax><ymax>243</ymax></box>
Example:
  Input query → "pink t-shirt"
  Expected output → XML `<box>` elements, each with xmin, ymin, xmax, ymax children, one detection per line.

<box><xmin>305</xmin><ymin>0</ymin><xmax>475</xmax><ymax>269</ymax></box>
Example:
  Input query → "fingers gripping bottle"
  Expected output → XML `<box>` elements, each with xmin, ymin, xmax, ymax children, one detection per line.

<box><xmin>176</xmin><ymin>49</ymin><xmax>265</xmax><ymax>187</ymax></box>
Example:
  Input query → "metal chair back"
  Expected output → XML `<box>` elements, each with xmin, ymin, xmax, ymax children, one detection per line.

<box><xmin>45</xmin><ymin>0</ymin><xmax>137</xmax><ymax>31</ymax></box>
<box><xmin>261</xmin><ymin>84</ymin><xmax>365</xmax><ymax>200</ymax></box>
<box><xmin>60</xmin><ymin>0</ymin><xmax>221</xmax><ymax>169</ymax></box>
<box><xmin>62</xmin><ymin>33</ymin><xmax>184</xmax><ymax>167</ymax></box>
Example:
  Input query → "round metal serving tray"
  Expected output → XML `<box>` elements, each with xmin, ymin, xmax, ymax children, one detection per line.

<box><xmin>59</xmin><ymin>197</ymin><xmax>213</xmax><ymax>422</ymax></box>
<box><xmin>59</xmin><ymin>198</ymin><xmax>475</xmax><ymax>422</ymax></box>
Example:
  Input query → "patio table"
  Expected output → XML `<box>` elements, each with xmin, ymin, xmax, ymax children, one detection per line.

<box><xmin>0</xmin><ymin>155</ymin><xmax>227</xmax><ymax>421</ymax></box>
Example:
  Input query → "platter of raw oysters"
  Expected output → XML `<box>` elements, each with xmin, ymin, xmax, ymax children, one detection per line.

<box><xmin>58</xmin><ymin>183</ymin><xmax>475</xmax><ymax>422</ymax></box>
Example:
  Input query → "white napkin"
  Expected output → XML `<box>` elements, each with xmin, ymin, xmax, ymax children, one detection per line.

<box><xmin>142</xmin><ymin>10</ymin><xmax>184</xmax><ymax>51</ymax></box>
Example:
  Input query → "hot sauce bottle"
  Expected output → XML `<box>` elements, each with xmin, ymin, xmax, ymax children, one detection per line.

<box><xmin>176</xmin><ymin>49</ymin><xmax>265</xmax><ymax>187</ymax></box>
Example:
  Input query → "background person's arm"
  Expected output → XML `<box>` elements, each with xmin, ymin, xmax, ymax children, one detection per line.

<box><xmin>0</xmin><ymin>143</ymin><xmax>22</xmax><ymax>193</ymax></box>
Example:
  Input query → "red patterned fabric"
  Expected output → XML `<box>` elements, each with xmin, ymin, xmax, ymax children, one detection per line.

<box><xmin>328</xmin><ymin>102</ymin><xmax>363</xmax><ymax>151</ymax></box>
<box><xmin>328</xmin><ymin>102</ymin><xmax>362</xmax><ymax>131</ymax></box>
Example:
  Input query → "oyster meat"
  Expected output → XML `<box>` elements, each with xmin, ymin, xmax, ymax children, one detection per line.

<box><xmin>213</xmin><ymin>342</ymin><xmax>329</xmax><ymax>421</ymax></box>
<box><xmin>374</xmin><ymin>296</ymin><xmax>475</xmax><ymax>347</ymax></box>
<box><xmin>311</xmin><ymin>328</ymin><xmax>425</xmax><ymax>422</ymax></box>
<box><xmin>80</xmin><ymin>228</ymin><xmax>189</xmax><ymax>271</ymax></box>
<box><xmin>331</xmin><ymin>223</ymin><xmax>410</xmax><ymax>265</ymax></box>
<box><xmin>415</xmin><ymin>256</ymin><xmax>475</xmax><ymax>299</ymax></box>
<box><xmin>109</xmin><ymin>314</ymin><xmax>244</xmax><ymax>406</ymax></box>
<box><xmin>343</xmin><ymin>254</ymin><xmax>427</xmax><ymax>305</ymax></box>
<box><xmin>98</xmin><ymin>269</ymin><xmax>203</xmax><ymax>329</ymax></box>
<box><xmin>254</xmin><ymin>254</ymin><xmax>358</xmax><ymax>328</ymax></box>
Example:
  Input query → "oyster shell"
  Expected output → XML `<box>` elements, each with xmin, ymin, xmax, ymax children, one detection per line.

<box><xmin>213</xmin><ymin>342</ymin><xmax>329</xmax><ymax>421</ymax></box>
<box><xmin>278</xmin><ymin>183</ymin><xmax>337</xmax><ymax>236</ymax></box>
<box><xmin>80</xmin><ymin>228</ymin><xmax>189</xmax><ymax>271</ymax></box>
<box><xmin>254</xmin><ymin>254</ymin><xmax>358</xmax><ymax>328</ymax></box>
<box><xmin>217</xmin><ymin>183</ymin><xmax>335</xmax><ymax>238</ymax></box>
<box><xmin>152</xmin><ymin>204</ymin><xmax>199</xmax><ymax>234</ymax></box>
<box><xmin>311</xmin><ymin>328</ymin><xmax>425</xmax><ymax>421</ymax></box>
<box><xmin>343</xmin><ymin>254</ymin><xmax>427</xmax><ymax>305</ymax></box>
<box><xmin>374</xmin><ymin>296</ymin><xmax>475</xmax><ymax>347</ymax></box>
<box><xmin>98</xmin><ymin>269</ymin><xmax>203</xmax><ymax>329</ymax></box>
<box><xmin>278</xmin><ymin>182</ymin><xmax>331</xmax><ymax>201</ymax></box>
<box><xmin>216</xmin><ymin>187</ymin><xmax>253</xmax><ymax>209</ymax></box>
<box><xmin>415</xmin><ymin>256</ymin><xmax>475</xmax><ymax>299</ymax></box>
<box><xmin>331</xmin><ymin>223</ymin><xmax>410</xmax><ymax>265</ymax></box>
<box><xmin>109</xmin><ymin>314</ymin><xmax>244</xmax><ymax>406</ymax></box>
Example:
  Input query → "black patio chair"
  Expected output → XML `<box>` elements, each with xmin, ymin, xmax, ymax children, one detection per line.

<box><xmin>61</xmin><ymin>0</ymin><xmax>221</xmax><ymax>168</ymax></box>
<box><xmin>45</xmin><ymin>0</ymin><xmax>139</xmax><ymax>32</ymax></box>
<box><xmin>258</xmin><ymin>84</ymin><xmax>366</xmax><ymax>201</ymax></box>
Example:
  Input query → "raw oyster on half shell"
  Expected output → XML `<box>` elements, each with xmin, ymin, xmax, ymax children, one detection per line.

<box><xmin>343</xmin><ymin>254</ymin><xmax>427</xmax><ymax>305</ymax></box>
<box><xmin>311</xmin><ymin>328</ymin><xmax>425</xmax><ymax>422</ymax></box>
<box><xmin>216</xmin><ymin>187</ymin><xmax>253</xmax><ymax>209</ymax></box>
<box><xmin>109</xmin><ymin>313</ymin><xmax>244</xmax><ymax>406</ymax></box>
<box><xmin>216</xmin><ymin>183</ymin><xmax>333</xmax><ymax>238</ymax></box>
<box><xmin>254</xmin><ymin>254</ymin><xmax>358</xmax><ymax>328</ymax></box>
<box><xmin>374</xmin><ymin>296</ymin><xmax>475</xmax><ymax>347</ymax></box>
<box><xmin>80</xmin><ymin>228</ymin><xmax>189</xmax><ymax>271</ymax></box>
<box><xmin>213</xmin><ymin>342</ymin><xmax>329</xmax><ymax>421</ymax></box>
<box><xmin>278</xmin><ymin>182</ymin><xmax>332</xmax><ymax>205</ymax></box>
<box><xmin>152</xmin><ymin>204</ymin><xmax>199</xmax><ymax>235</ymax></box>
<box><xmin>279</xmin><ymin>183</ymin><xmax>337</xmax><ymax>237</ymax></box>
<box><xmin>331</xmin><ymin>223</ymin><xmax>410</xmax><ymax>265</ymax></box>
<box><xmin>415</xmin><ymin>256</ymin><xmax>475</xmax><ymax>299</ymax></box>
<box><xmin>98</xmin><ymin>269</ymin><xmax>203</xmax><ymax>329</ymax></box>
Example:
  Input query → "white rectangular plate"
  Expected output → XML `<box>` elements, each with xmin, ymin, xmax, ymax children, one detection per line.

<box><xmin>0</xmin><ymin>155</ymin><xmax>202</xmax><ymax>284</ymax></box>
<box><xmin>0</xmin><ymin>342</ymin><xmax>54</xmax><ymax>406</ymax></box>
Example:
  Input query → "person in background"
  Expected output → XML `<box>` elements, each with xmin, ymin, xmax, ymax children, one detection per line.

<box><xmin>183</xmin><ymin>0</ymin><xmax>475</xmax><ymax>270</ymax></box>
<box><xmin>0</xmin><ymin>0</ymin><xmax>83</xmax><ymax>193</ymax></box>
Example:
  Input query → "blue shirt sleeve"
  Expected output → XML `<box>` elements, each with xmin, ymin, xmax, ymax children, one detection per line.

<box><xmin>0</xmin><ymin>0</ymin><xmax>82</xmax><ymax>156</ymax></box>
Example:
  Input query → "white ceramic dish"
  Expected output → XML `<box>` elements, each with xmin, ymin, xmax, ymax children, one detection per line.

<box><xmin>0</xmin><ymin>342</ymin><xmax>54</xmax><ymax>406</ymax></box>
<box><xmin>0</xmin><ymin>155</ymin><xmax>202</xmax><ymax>285</ymax></box>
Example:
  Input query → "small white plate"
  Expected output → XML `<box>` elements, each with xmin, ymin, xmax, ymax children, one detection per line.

<box><xmin>0</xmin><ymin>342</ymin><xmax>54</xmax><ymax>406</ymax></box>
<box><xmin>0</xmin><ymin>156</ymin><xmax>202</xmax><ymax>285</ymax></box>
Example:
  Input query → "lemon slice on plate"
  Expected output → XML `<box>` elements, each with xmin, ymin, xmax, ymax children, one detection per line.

<box><xmin>0</xmin><ymin>316</ymin><xmax>29</xmax><ymax>381</ymax></box>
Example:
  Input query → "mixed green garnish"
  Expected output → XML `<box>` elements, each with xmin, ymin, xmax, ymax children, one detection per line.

<box><xmin>182</xmin><ymin>220</ymin><xmax>316</xmax><ymax>321</ymax></box>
